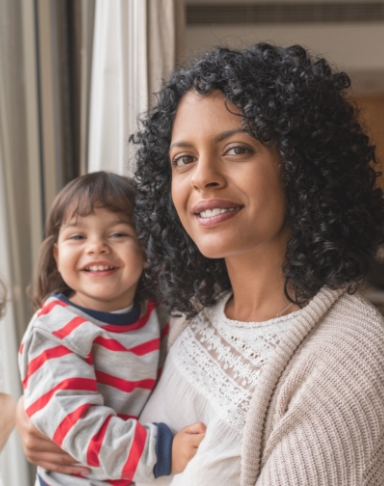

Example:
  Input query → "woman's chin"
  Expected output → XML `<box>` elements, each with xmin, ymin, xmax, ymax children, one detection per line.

<box><xmin>195</xmin><ymin>242</ymin><xmax>233</xmax><ymax>260</ymax></box>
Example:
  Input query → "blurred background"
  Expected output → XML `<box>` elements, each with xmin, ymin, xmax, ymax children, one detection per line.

<box><xmin>0</xmin><ymin>0</ymin><xmax>383</xmax><ymax>483</ymax></box>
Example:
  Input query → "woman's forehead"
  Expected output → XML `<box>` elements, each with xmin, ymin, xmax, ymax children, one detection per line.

<box><xmin>171</xmin><ymin>90</ymin><xmax>243</xmax><ymax>140</ymax></box>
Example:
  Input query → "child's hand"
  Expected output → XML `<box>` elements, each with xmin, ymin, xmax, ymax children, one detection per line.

<box><xmin>171</xmin><ymin>422</ymin><xmax>206</xmax><ymax>474</ymax></box>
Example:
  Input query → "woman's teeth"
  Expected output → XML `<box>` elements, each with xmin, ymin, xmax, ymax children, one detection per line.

<box><xmin>86</xmin><ymin>265</ymin><xmax>114</xmax><ymax>272</ymax></box>
<box><xmin>199</xmin><ymin>207</ymin><xmax>238</xmax><ymax>218</ymax></box>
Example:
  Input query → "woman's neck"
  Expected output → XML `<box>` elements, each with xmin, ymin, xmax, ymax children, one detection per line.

<box><xmin>224</xmin><ymin>241</ymin><xmax>299</xmax><ymax>322</ymax></box>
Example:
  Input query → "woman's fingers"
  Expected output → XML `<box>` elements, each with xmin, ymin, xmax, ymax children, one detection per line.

<box><xmin>16</xmin><ymin>396</ymin><xmax>90</xmax><ymax>475</ymax></box>
<box><xmin>24</xmin><ymin>435</ymin><xmax>72</xmax><ymax>456</ymax></box>
<box><xmin>30</xmin><ymin>458</ymin><xmax>90</xmax><ymax>476</ymax></box>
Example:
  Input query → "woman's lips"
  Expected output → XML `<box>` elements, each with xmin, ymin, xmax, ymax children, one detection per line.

<box><xmin>196</xmin><ymin>206</ymin><xmax>242</xmax><ymax>227</ymax></box>
<box><xmin>192</xmin><ymin>199</ymin><xmax>243</xmax><ymax>227</ymax></box>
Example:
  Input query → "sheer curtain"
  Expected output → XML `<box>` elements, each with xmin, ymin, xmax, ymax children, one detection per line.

<box><xmin>0</xmin><ymin>1</ymin><xmax>184</xmax><ymax>483</ymax></box>
<box><xmin>0</xmin><ymin>161</ymin><xmax>30</xmax><ymax>486</ymax></box>
<box><xmin>88</xmin><ymin>0</ymin><xmax>185</xmax><ymax>175</ymax></box>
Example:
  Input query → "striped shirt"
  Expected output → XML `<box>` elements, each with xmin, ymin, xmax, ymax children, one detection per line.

<box><xmin>19</xmin><ymin>294</ymin><xmax>172</xmax><ymax>486</ymax></box>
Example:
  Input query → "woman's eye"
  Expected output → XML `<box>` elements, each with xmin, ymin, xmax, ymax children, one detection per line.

<box><xmin>172</xmin><ymin>155</ymin><xmax>194</xmax><ymax>167</ymax></box>
<box><xmin>226</xmin><ymin>146</ymin><xmax>252</xmax><ymax>156</ymax></box>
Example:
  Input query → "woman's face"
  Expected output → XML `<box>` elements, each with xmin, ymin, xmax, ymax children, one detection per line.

<box><xmin>170</xmin><ymin>89</ymin><xmax>287</xmax><ymax>261</ymax></box>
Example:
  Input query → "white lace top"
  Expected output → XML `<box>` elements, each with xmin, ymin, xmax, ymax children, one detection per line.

<box><xmin>138</xmin><ymin>294</ymin><xmax>302</xmax><ymax>486</ymax></box>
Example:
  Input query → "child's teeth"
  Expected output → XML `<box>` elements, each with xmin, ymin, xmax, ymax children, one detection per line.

<box><xmin>88</xmin><ymin>265</ymin><xmax>112</xmax><ymax>271</ymax></box>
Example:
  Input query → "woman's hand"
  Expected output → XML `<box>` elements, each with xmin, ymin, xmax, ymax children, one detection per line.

<box><xmin>172</xmin><ymin>422</ymin><xmax>206</xmax><ymax>474</ymax></box>
<box><xmin>0</xmin><ymin>392</ymin><xmax>15</xmax><ymax>451</ymax></box>
<box><xmin>16</xmin><ymin>396</ymin><xmax>90</xmax><ymax>476</ymax></box>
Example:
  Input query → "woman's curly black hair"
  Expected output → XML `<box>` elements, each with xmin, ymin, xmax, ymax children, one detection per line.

<box><xmin>132</xmin><ymin>43</ymin><xmax>384</xmax><ymax>316</ymax></box>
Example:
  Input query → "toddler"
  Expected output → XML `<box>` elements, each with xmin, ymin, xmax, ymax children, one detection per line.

<box><xmin>19</xmin><ymin>172</ymin><xmax>205</xmax><ymax>486</ymax></box>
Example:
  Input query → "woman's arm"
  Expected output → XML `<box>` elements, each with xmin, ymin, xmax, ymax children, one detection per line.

<box><xmin>16</xmin><ymin>396</ymin><xmax>90</xmax><ymax>476</ymax></box>
<box><xmin>0</xmin><ymin>392</ymin><xmax>15</xmax><ymax>451</ymax></box>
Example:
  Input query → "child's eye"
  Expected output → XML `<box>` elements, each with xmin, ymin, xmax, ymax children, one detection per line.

<box><xmin>110</xmin><ymin>232</ymin><xmax>128</xmax><ymax>238</ymax></box>
<box><xmin>69</xmin><ymin>234</ymin><xmax>84</xmax><ymax>240</ymax></box>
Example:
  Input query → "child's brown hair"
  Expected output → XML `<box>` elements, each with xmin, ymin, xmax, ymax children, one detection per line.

<box><xmin>32</xmin><ymin>171</ymin><xmax>144</xmax><ymax>310</ymax></box>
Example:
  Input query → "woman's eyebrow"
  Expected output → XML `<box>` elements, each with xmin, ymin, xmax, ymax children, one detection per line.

<box><xmin>215</xmin><ymin>129</ymin><xmax>246</xmax><ymax>142</ymax></box>
<box><xmin>169</xmin><ymin>141</ymin><xmax>194</xmax><ymax>150</ymax></box>
<box><xmin>170</xmin><ymin>129</ymin><xmax>246</xmax><ymax>150</ymax></box>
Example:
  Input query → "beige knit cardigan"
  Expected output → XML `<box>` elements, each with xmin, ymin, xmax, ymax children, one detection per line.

<box><xmin>168</xmin><ymin>287</ymin><xmax>384</xmax><ymax>485</ymax></box>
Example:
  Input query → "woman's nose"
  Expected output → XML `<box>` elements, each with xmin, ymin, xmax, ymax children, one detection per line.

<box><xmin>190</xmin><ymin>154</ymin><xmax>226</xmax><ymax>191</ymax></box>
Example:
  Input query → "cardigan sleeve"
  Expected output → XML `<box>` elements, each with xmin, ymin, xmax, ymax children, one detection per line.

<box><xmin>254</xmin><ymin>321</ymin><xmax>384</xmax><ymax>486</ymax></box>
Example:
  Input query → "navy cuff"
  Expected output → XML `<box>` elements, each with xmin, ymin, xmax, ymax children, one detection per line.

<box><xmin>153</xmin><ymin>422</ymin><xmax>174</xmax><ymax>477</ymax></box>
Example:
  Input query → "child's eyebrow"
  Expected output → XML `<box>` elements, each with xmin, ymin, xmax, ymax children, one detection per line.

<box><xmin>108</xmin><ymin>219</ymin><xmax>133</xmax><ymax>227</ymax></box>
<box><xmin>62</xmin><ymin>219</ymin><xmax>133</xmax><ymax>229</ymax></box>
<box><xmin>62</xmin><ymin>221</ymin><xmax>84</xmax><ymax>229</ymax></box>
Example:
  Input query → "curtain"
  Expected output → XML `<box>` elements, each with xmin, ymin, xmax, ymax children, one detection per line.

<box><xmin>0</xmin><ymin>0</ymin><xmax>184</xmax><ymax>483</ymax></box>
<box><xmin>0</xmin><ymin>9</ymin><xmax>31</xmax><ymax>483</ymax></box>
<box><xmin>0</xmin><ymin>160</ymin><xmax>30</xmax><ymax>486</ymax></box>
<box><xmin>0</xmin><ymin>0</ymin><xmax>95</xmax><ymax>483</ymax></box>
<box><xmin>88</xmin><ymin>0</ymin><xmax>185</xmax><ymax>175</ymax></box>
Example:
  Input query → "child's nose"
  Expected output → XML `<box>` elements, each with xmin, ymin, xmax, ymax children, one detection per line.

<box><xmin>86</xmin><ymin>237</ymin><xmax>109</xmax><ymax>254</ymax></box>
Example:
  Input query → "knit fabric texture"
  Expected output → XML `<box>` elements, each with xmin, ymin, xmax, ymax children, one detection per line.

<box><xmin>242</xmin><ymin>287</ymin><xmax>384</xmax><ymax>485</ymax></box>
<box><xmin>170</xmin><ymin>287</ymin><xmax>384</xmax><ymax>486</ymax></box>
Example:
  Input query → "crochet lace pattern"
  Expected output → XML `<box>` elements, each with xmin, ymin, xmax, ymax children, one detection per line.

<box><xmin>172</xmin><ymin>294</ymin><xmax>301</xmax><ymax>432</ymax></box>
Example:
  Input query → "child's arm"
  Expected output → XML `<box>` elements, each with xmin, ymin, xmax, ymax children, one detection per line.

<box><xmin>19</xmin><ymin>323</ymin><xmax>172</xmax><ymax>483</ymax></box>
<box><xmin>171</xmin><ymin>422</ymin><xmax>206</xmax><ymax>474</ymax></box>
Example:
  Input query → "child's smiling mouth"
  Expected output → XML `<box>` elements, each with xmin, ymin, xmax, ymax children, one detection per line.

<box><xmin>84</xmin><ymin>265</ymin><xmax>116</xmax><ymax>272</ymax></box>
<box><xmin>81</xmin><ymin>262</ymin><xmax>119</xmax><ymax>275</ymax></box>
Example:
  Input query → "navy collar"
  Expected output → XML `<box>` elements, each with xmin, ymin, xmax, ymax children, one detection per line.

<box><xmin>53</xmin><ymin>294</ymin><xmax>141</xmax><ymax>325</ymax></box>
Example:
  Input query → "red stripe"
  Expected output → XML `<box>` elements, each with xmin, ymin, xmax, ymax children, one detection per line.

<box><xmin>96</xmin><ymin>370</ymin><xmax>155</xmax><ymax>393</ymax></box>
<box><xmin>52</xmin><ymin>316</ymin><xmax>87</xmax><ymax>339</ymax></box>
<box><xmin>106</xmin><ymin>481</ymin><xmax>133</xmax><ymax>485</ymax></box>
<box><xmin>118</xmin><ymin>414</ymin><xmax>138</xmax><ymax>420</ymax></box>
<box><xmin>161</xmin><ymin>322</ymin><xmax>170</xmax><ymax>339</ymax></box>
<box><xmin>86</xmin><ymin>415</ymin><xmax>113</xmax><ymax>467</ymax></box>
<box><xmin>23</xmin><ymin>345</ymin><xmax>73</xmax><ymax>388</ymax></box>
<box><xmin>53</xmin><ymin>403</ymin><xmax>92</xmax><ymax>446</ymax></box>
<box><xmin>94</xmin><ymin>336</ymin><xmax>159</xmax><ymax>355</ymax></box>
<box><xmin>26</xmin><ymin>377</ymin><xmax>97</xmax><ymax>417</ymax></box>
<box><xmin>19</xmin><ymin>343</ymin><xmax>24</xmax><ymax>354</ymax></box>
<box><xmin>102</xmin><ymin>301</ymin><xmax>155</xmax><ymax>333</ymax></box>
<box><xmin>121</xmin><ymin>423</ymin><xmax>147</xmax><ymax>480</ymax></box>
<box><xmin>94</xmin><ymin>336</ymin><xmax>127</xmax><ymax>352</ymax></box>
<box><xmin>105</xmin><ymin>480</ymin><xmax>133</xmax><ymax>485</ymax></box>
<box><xmin>84</xmin><ymin>352</ymin><xmax>93</xmax><ymax>365</ymax></box>
<box><xmin>37</xmin><ymin>299</ymin><xmax>67</xmax><ymax>317</ymax></box>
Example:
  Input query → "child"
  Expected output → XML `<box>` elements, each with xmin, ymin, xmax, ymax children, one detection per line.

<box><xmin>19</xmin><ymin>172</ymin><xmax>206</xmax><ymax>486</ymax></box>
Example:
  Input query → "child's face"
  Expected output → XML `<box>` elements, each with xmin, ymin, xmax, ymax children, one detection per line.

<box><xmin>53</xmin><ymin>207</ymin><xmax>143</xmax><ymax>312</ymax></box>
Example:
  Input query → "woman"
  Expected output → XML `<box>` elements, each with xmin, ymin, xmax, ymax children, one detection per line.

<box><xmin>17</xmin><ymin>44</ymin><xmax>384</xmax><ymax>485</ymax></box>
